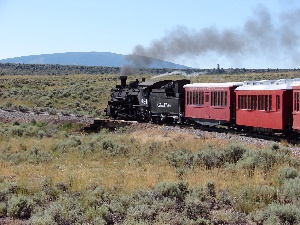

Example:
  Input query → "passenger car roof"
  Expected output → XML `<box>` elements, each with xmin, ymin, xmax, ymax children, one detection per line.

<box><xmin>235</xmin><ymin>78</ymin><xmax>300</xmax><ymax>91</ymax></box>
<box><xmin>184</xmin><ymin>82</ymin><xmax>243</xmax><ymax>88</ymax></box>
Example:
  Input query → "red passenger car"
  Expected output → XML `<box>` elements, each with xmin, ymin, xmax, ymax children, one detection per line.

<box><xmin>183</xmin><ymin>82</ymin><xmax>242</xmax><ymax>125</ymax></box>
<box><xmin>235</xmin><ymin>79</ymin><xmax>294</xmax><ymax>132</ymax></box>
<box><xmin>292</xmin><ymin>83</ymin><xmax>300</xmax><ymax>131</ymax></box>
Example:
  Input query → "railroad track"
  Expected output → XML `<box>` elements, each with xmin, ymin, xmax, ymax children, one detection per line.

<box><xmin>1</xmin><ymin>108</ymin><xmax>300</xmax><ymax>156</ymax></box>
<box><xmin>158</xmin><ymin>123</ymin><xmax>300</xmax><ymax>156</ymax></box>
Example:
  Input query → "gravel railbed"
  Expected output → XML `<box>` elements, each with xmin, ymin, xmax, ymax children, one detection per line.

<box><xmin>132</xmin><ymin>123</ymin><xmax>300</xmax><ymax>156</ymax></box>
<box><xmin>1</xmin><ymin>109</ymin><xmax>300</xmax><ymax>156</ymax></box>
<box><xmin>0</xmin><ymin>109</ymin><xmax>94</xmax><ymax>125</ymax></box>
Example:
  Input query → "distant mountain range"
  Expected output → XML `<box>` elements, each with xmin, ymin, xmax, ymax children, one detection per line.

<box><xmin>0</xmin><ymin>52</ymin><xmax>188</xmax><ymax>69</ymax></box>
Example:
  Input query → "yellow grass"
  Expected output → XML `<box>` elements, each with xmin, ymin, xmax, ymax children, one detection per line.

<box><xmin>1</xmin><ymin>71</ymin><xmax>300</xmax><ymax>197</ymax></box>
<box><xmin>0</xmin><ymin>123</ymin><xmax>283</xmax><ymax>197</ymax></box>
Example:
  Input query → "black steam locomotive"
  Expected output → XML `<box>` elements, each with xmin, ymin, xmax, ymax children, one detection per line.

<box><xmin>105</xmin><ymin>76</ymin><xmax>189</xmax><ymax>123</ymax></box>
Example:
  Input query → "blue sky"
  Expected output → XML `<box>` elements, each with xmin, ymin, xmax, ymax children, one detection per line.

<box><xmin>0</xmin><ymin>0</ymin><xmax>299</xmax><ymax>68</ymax></box>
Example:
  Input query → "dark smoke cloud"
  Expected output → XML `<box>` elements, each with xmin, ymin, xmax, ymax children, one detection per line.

<box><xmin>280</xmin><ymin>9</ymin><xmax>300</xmax><ymax>49</ymax></box>
<box><xmin>120</xmin><ymin>64</ymin><xmax>137</xmax><ymax>76</ymax></box>
<box><xmin>128</xmin><ymin>5</ymin><xmax>300</xmax><ymax>68</ymax></box>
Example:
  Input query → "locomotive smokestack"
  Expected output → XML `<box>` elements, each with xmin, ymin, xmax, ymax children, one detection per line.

<box><xmin>120</xmin><ymin>76</ymin><xmax>127</xmax><ymax>88</ymax></box>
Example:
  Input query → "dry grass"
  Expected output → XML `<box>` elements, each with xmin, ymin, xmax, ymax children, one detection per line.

<box><xmin>1</xmin><ymin>72</ymin><xmax>300</xmax><ymax>223</ymax></box>
<box><xmin>0</xmin><ymin>123</ymin><xmax>283</xmax><ymax>197</ymax></box>
<box><xmin>0</xmin><ymin>69</ymin><xmax>299</xmax><ymax>196</ymax></box>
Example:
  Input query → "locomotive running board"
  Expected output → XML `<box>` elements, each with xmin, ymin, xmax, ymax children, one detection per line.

<box><xmin>83</xmin><ymin>118</ymin><xmax>137</xmax><ymax>132</ymax></box>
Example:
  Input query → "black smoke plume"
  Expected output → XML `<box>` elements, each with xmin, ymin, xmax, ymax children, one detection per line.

<box><xmin>128</xmin><ymin>5</ymin><xmax>300</xmax><ymax>68</ymax></box>
<box><xmin>120</xmin><ymin>65</ymin><xmax>136</xmax><ymax>76</ymax></box>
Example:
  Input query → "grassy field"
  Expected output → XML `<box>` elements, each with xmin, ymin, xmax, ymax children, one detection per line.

<box><xmin>1</xmin><ymin>70</ymin><xmax>300</xmax><ymax>117</ymax></box>
<box><xmin>0</xmin><ymin>71</ymin><xmax>300</xmax><ymax>224</ymax></box>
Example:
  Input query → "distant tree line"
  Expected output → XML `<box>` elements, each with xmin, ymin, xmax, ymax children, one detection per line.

<box><xmin>0</xmin><ymin>63</ymin><xmax>298</xmax><ymax>76</ymax></box>
<box><xmin>0</xmin><ymin>63</ymin><xmax>122</xmax><ymax>76</ymax></box>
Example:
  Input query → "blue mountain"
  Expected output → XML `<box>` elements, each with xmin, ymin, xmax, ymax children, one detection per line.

<box><xmin>0</xmin><ymin>52</ymin><xmax>188</xmax><ymax>69</ymax></box>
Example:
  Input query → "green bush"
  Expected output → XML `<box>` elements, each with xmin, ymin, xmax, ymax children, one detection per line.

<box><xmin>31</xmin><ymin>196</ymin><xmax>85</xmax><ymax>225</ymax></box>
<box><xmin>129</xmin><ymin>190</ymin><xmax>154</xmax><ymax>209</ymax></box>
<box><xmin>37</xmin><ymin>129</ymin><xmax>46</xmax><ymax>139</ymax></box>
<box><xmin>205</xmin><ymin>181</ymin><xmax>216</xmax><ymax>198</ymax></box>
<box><xmin>101</xmin><ymin>138</ymin><xmax>129</xmax><ymax>156</ymax></box>
<box><xmin>7</xmin><ymin>194</ymin><xmax>33</xmax><ymax>219</ymax></box>
<box><xmin>154</xmin><ymin>182</ymin><xmax>189</xmax><ymax>202</ymax></box>
<box><xmin>52</xmin><ymin>136</ymin><xmax>82</xmax><ymax>153</ymax></box>
<box><xmin>195</xmin><ymin>149</ymin><xmax>223</xmax><ymax>169</ymax></box>
<box><xmin>101</xmin><ymin>200</ymin><xmax>127</xmax><ymax>224</ymax></box>
<box><xmin>41</xmin><ymin>179</ymin><xmax>60</xmax><ymax>203</ymax></box>
<box><xmin>257</xmin><ymin>185</ymin><xmax>277</xmax><ymax>206</ymax></box>
<box><xmin>276</xmin><ymin>166</ymin><xmax>299</xmax><ymax>186</ymax></box>
<box><xmin>26</xmin><ymin>147</ymin><xmax>53</xmax><ymax>164</ymax></box>
<box><xmin>185</xmin><ymin>196</ymin><xmax>210</xmax><ymax>220</ymax></box>
<box><xmin>188</xmin><ymin>185</ymin><xmax>208</xmax><ymax>202</ymax></box>
<box><xmin>216</xmin><ymin>190</ymin><xmax>232</xmax><ymax>209</ymax></box>
<box><xmin>0</xmin><ymin>123</ymin><xmax>45</xmax><ymax>138</ymax></box>
<box><xmin>83</xmin><ymin>186</ymin><xmax>113</xmax><ymax>209</ymax></box>
<box><xmin>12</xmin><ymin>120</ymin><xmax>20</xmax><ymax>126</ymax></box>
<box><xmin>237</xmin><ymin>186</ymin><xmax>259</xmax><ymax>214</ymax></box>
<box><xmin>79</xmin><ymin>135</ymin><xmax>101</xmax><ymax>154</ymax></box>
<box><xmin>0</xmin><ymin>202</ymin><xmax>7</xmax><ymax>217</ymax></box>
<box><xmin>2</xmin><ymin>152</ymin><xmax>22</xmax><ymax>165</ymax></box>
<box><xmin>279</xmin><ymin>178</ymin><xmax>300</xmax><ymax>204</ymax></box>
<box><xmin>126</xmin><ymin>204</ymin><xmax>156</xmax><ymax>223</ymax></box>
<box><xmin>1</xmin><ymin>183</ymin><xmax>28</xmax><ymax>197</ymax></box>
<box><xmin>30</xmin><ymin>212</ymin><xmax>55</xmax><ymax>225</ymax></box>
<box><xmin>255</xmin><ymin>203</ymin><xmax>300</xmax><ymax>225</ymax></box>
<box><xmin>237</xmin><ymin>184</ymin><xmax>277</xmax><ymax>214</ymax></box>
<box><xmin>60</xmin><ymin>122</ymin><xmax>73</xmax><ymax>132</ymax></box>
<box><xmin>270</xmin><ymin>142</ymin><xmax>280</xmax><ymax>151</ymax></box>
<box><xmin>211</xmin><ymin>209</ymin><xmax>247</xmax><ymax>225</ymax></box>
<box><xmin>237</xmin><ymin>148</ymin><xmax>298</xmax><ymax>177</ymax></box>
<box><xmin>165</xmin><ymin>143</ymin><xmax>247</xmax><ymax>170</ymax></box>
<box><xmin>223</xmin><ymin>143</ymin><xmax>247</xmax><ymax>164</ymax></box>
<box><xmin>10</xmin><ymin>126</ymin><xmax>24</xmax><ymax>137</ymax></box>
<box><xmin>165</xmin><ymin>150</ymin><xmax>194</xmax><ymax>169</ymax></box>
<box><xmin>263</xmin><ymin>215</ymin><xmax>281</xmax><ymax>225</ymax></box>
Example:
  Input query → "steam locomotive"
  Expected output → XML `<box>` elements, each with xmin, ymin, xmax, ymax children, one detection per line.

<box><xmin>105</xmin><ymin>76</ymin><xmax>300</xmax><ymax>135</ymax></box>
<box><xmin>105</xmin><ymin>76</ymin><xmax>189</xmax><ymax>123</ymax></box>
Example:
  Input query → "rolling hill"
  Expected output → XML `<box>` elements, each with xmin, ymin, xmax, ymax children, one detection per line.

<box><xmin>0</xmin><ymin>52</ymin><xmax>188</xmax><ymax>69</ymax></box>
